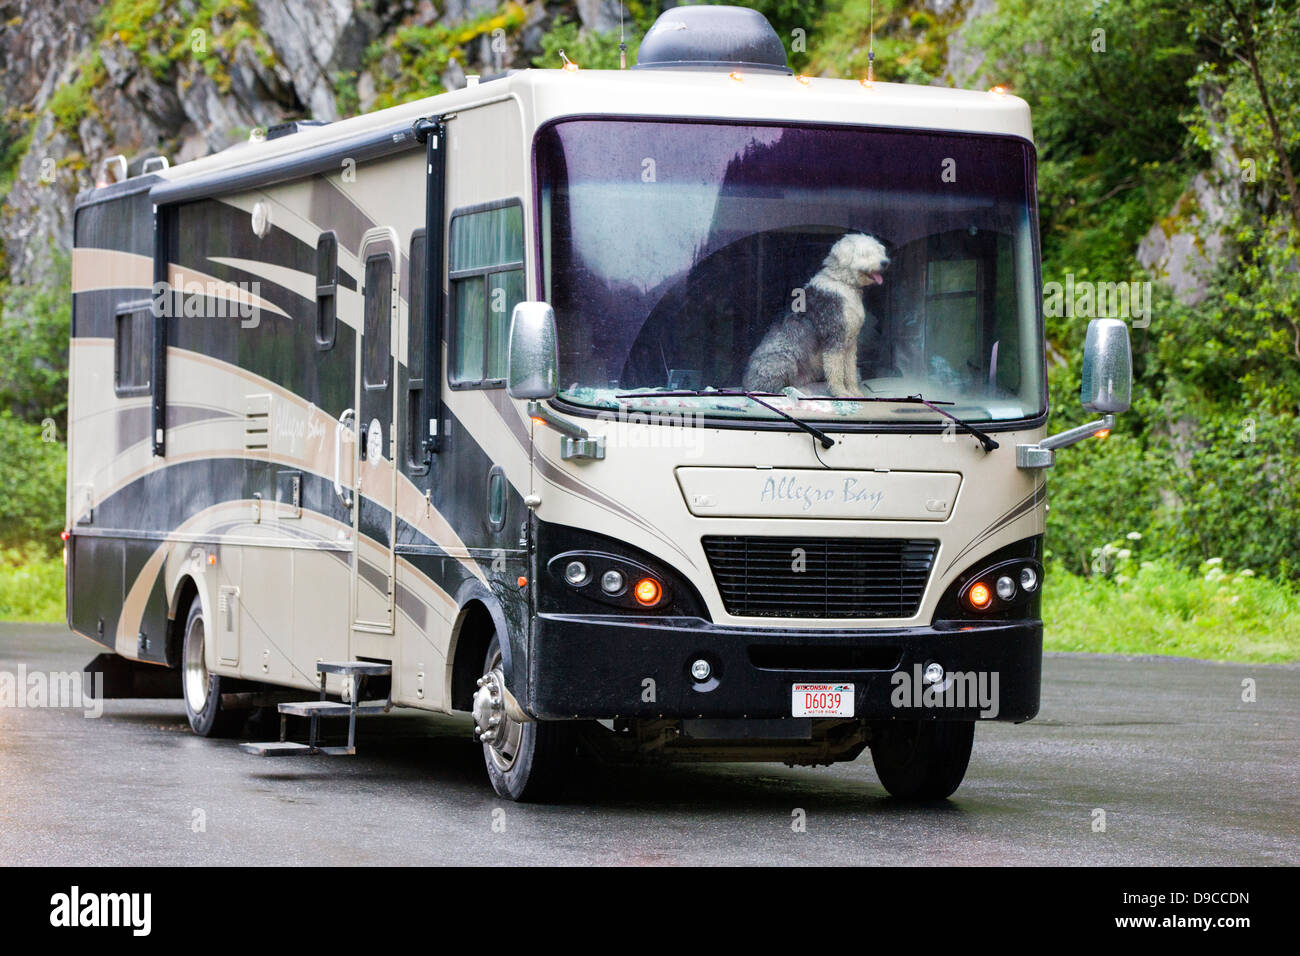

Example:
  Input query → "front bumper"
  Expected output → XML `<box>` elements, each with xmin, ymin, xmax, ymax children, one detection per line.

<box><xmin>528</xmin><ymin>614</ymin><xmax>1041</xmax><ymax>722</ymax></box>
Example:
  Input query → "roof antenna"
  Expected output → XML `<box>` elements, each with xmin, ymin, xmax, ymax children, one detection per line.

<box><xmin>867</xmin><ymin>0</ymin><xmax>875</xmax><ymax>84</ymax></box>
<box><xmin>619</xmin><ymin>1</ymin><xmax>627</xmax><ymax>69</ymax></box>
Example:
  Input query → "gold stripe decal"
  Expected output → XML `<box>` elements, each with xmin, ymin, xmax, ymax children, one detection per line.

<box><xmin>71</xmin><ymin>248</ymin><xmax>153</xmax><ymax>293</ymax></box>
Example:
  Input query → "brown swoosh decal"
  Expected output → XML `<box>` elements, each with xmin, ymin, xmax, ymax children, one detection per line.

<box><xmin>942</xmin><ymin>479</ymin><xmax>1046</xmax><ymax>574</ymax></box>
<box><xmin>484</xmin><ymin>389</ymin><xmax>697</xmax><ymax>569</ymax></box>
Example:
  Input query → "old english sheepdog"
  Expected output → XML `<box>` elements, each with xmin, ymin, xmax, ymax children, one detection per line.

<box><xmin>742</xmin><ymin>233</ymin><xmax>890</xmax><ymax>397</ymax></box>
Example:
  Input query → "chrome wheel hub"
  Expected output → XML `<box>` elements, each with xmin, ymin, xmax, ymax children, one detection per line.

<box><xmin>473</xmin><ymin>663</ymin><xmax>523</xmax><ymax>771</ymax></box>
<box><xmin>183</xmin><ymin>615</ymin><xmax>209</xmax><ymax>712</ymax></box>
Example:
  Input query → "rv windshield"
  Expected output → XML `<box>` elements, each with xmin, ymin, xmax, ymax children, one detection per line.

<box><xmin>535</xmin><ymin>118</ymin><xmax>1044</xmax><ymax>424</ymax></box>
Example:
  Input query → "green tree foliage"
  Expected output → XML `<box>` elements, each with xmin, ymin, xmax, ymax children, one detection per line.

<box><xmin>975</xmin><ymin>0</ymin><xmax>1300</xmax><ymax>578</ymax></box>
<box><xmin>0</xmin><ymin>250</ymin><xmax>72</xmax><ymax>429</ymax></box>
<box><xmin>534</xmin><ymin>1</ymin><xmax>825</xmax><ymax>72</ymax></box>
<box><xmin>970</xmin><ymin>0</ymin><xmax>1201</xmax><ymax>309</ymax></box>
<box><xmin>807</xmin><ymin>0</ymin><xmax>965</xmax><ymax>83</ymax></box>
<box><xmin>0</xmin><ymin>413</ymin><xmax>66</xmax><ymax>552</ymax></box>
<box><xmin>534</xmin><ymin>13</ymin><xmax>646</xmax><ymax>71</ymax></box>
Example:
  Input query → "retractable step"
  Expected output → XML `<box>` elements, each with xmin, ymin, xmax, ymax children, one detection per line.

<box><xmin>315</xmin><ymin>661</ymin><xmax>391</xmax><ymax>677</ymax></box>
<box><xmin>277</xmin><ymin>700</ymin><xmax>389</xmax><ymax>718</ymax></box>
<box><xmin>239</xmin><ymin>741</ymin><xmax>356</xmax><ymax>757</ymax></box>
<box><xmin>241</xmin><ymin>660</ymin><xmax>392</xmax><ymax>758</ymax></box>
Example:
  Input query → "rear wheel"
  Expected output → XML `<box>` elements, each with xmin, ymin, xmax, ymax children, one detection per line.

<box><xmin>870</xmin><ymin>720</ymin><xmax>975</xmax><ymax>800</ymax></box>
<box><xmin>181</xmin><ymin>598</ymin><xmax>247</xmax><ymax>738</ymax></box>
<box><xmin>475</xmin><ymin>634</ymin><xmax>574</xmax><ymax>802</ymax></box>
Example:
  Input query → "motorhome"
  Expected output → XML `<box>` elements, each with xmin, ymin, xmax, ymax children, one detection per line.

<box><xmin>65</xmin><ymin>6</ymin><xmax>1131</xmax><ymax>801</ymax></box>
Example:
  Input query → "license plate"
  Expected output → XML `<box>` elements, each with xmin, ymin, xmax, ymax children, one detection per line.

<box><xmin>792</xmin><ymin>683</ymin><xmax>854</xmax><ymax>717</ymax></box>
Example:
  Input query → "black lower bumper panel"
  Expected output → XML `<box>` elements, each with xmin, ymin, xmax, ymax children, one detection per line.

<box><xmin>528</xmin><ymin>614</ymin><xmax>1041</xmax><ymax>722</ymax></box>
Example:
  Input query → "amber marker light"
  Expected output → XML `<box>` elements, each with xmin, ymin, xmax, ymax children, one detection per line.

<box><xmin>1095</xmin><ymin>429</ymin><xmax>1111</xmax><ymax>439</ymax></box>
<box><xmin>968</xmin><ymin>582</ymin><xmax>992</xmax><ymax>610</ymax></box>
<box><xmin>518</xmin><ymin>576</ymin><xmax>528</xmax><ymax>588</ymax></box>
<box><xmin>729</xmin><ymin>71</ymin><xmax>744</xmax><ymax>83</ymax></box>
<box><xmin>634</xmin><ymin>578</ymin><xmax>662</xmax><ymax>606</ymax></box>
<box><xmin>989</xmin><ymin>84</ymin><xmax>1008</xmax><ymax>95</ymax></box>
<box><xmin>795</xmin><ymin>74</ymin><xmax>811</xmax><ymax>85</ymax></box>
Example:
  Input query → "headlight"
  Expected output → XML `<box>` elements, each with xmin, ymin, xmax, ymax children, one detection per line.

<box><xmin>563</xmin><ymin>560</ymin><xmax>589</xmax><ymax>586</ymax></box>
<box><xmin>600</xmin><ymin>569</ymin><xmax>625</xmax><ymax>594</ymax></box>
<box><xmin>1020</xmin><ymin>566</ymin><xmax>1038</xmax><ymax>592</ymax></box>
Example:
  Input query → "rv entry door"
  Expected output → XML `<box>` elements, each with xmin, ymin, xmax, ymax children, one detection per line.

<box><xmin>351</xmin><ymin>228</ymin><xmax>401</xmax><ymax>637</ymax></box>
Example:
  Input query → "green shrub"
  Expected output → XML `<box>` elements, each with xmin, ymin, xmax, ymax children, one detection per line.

<box><xmin>0</xmin><ymin>414</ymin><xmax>66</xmax><ymax>552</ymax></box>
<box><xmin>0</xmin><ymin>546</ymin><xmax>64</xmax><ymax>622</ymax></box>
<box><xmin>0</xmin><ymin>250</ymin><xmax>71</xmax><ymax>427</ymax></box>
<box><xmin>1045</xmin><ymin>550</ymin><xmax>1300</xmax><ymax>663</ymax></box>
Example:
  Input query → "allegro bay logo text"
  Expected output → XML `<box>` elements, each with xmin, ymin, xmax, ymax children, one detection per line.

<box><xmin>50</xmin><ymin>887</ymin><xmax>151</xmax><ymax>936</ymax></box>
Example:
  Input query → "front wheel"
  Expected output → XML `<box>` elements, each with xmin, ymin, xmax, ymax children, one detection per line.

<box><xmin>474</xmin><ymin>635</ymin><xmax>575</xmax><ymax>802</ymax></box>
<box><xmin>869</xmin><ymin>720</ymin><xmax>975</xmax><ymax>800</ymax></box>
<box><xmin>181</xmin><ymin>598</ymin><xmax>248</xmax><ymax>738</ymax></box>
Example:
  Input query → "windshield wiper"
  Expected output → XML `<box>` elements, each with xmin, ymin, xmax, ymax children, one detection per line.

<box><xmin>616</xmin><ymin>388</ymin><xmax>836</xmax><ymax>449</ymax></box>
<box><xmin>856</xmin><ymin>393</ymin><xmax>1000</xmax><ymax>452</ymax></box>
<box><xmin>614</xmin><ymin>389</ymin><xmax>998</xmax><ymax>452</ymax></box>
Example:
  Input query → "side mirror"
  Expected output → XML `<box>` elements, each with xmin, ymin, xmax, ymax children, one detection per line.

<box><xmin>506</xmin><ymin>301</ymin><xmax>559</xmax><ymax>400</ymax></box>
<box><xmin>1080</xmin><ymin>318</ymin><xmax>1132</xmax><ymax>414</ymax></box>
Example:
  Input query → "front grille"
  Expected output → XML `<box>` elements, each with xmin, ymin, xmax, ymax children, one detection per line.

<box><xmin>701</xmin><ymin>536</ymin><xmax>939</xmax><ymax>619</ymax></box>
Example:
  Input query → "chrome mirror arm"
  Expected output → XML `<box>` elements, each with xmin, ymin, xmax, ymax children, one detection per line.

<box><xmin>527</xmin><ymin>401</ymin><xmax>605</xmax><ymax>461</ymax></box>
<box><xmin>1016</xmin><ymin>414</ymin><xmax>1115</xmax><ymax>469</ymax></box>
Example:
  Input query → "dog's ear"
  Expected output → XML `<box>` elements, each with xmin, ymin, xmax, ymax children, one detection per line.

<box><xmin>828</xmin><ymin>236</ymin><xmax>854</xmax><ymax>268</ymax></box>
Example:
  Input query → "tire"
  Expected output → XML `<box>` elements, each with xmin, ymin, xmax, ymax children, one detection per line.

<box><xmin>479</xmin><ymin>634</ymin><xmax>574</xmax><ymax>802</ymax></box>
<box><xmin>869</xmin><ymin>720</ymin><xmax>975</xmax><ymax>800</ymax></box>
<box><xmin>180</xmin><ymin>598</ymin><xmax>247</xmax><ymax>738</ymax></box>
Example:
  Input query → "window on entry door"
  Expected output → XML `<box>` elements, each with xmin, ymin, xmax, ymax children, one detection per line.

<box><xmin>363</xmin><ymin>252</ymin><xmax>393</xmax><ymax>390</ymax></box>
<box><xmin>449</xmin><ymin>201</ymin><xmax>524</xmax><ymax>388</ymax></box>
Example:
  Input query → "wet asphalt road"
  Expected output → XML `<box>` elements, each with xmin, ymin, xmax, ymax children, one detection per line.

<box><xmin>1</xmin><ymin>623</ymin><xmax>1296</xmax><ymax>866</ymax></box>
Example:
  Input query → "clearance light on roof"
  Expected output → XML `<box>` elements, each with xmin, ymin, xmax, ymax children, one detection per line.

<box><xmin>989</xmin><ymin>85</ymin><xmax>1009</xmax><ymax>95</ymax></box>
<box><xmin>795</xmin><ymin>74</ymin><xmax>811</xmax><ymax>85</ymax></box>
<box><xmin>729</xmin><ymin>71</ymin><xmax>744</xmax><ymax>83</ymax></box>
<box><xmin>559</xmin><ymin>50</ymin><xmax>579</xmax><ymax>72</ymax></box>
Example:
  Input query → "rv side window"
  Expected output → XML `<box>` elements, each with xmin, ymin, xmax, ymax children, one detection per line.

<box><xmin>316</xmin><ymin>231</ymin><xmax>337</xmax><ymax>350</ymax></box>
<box><xmin>407</xmin><ymin>231</ymin><xmax>427</xmax><ymax>468</ymax></box>
<box><xmin>114</xmin><ymin>305</ymin><xmax>152</xmax><ymax>396</ymax></box>
<box><xmin>449</xmin><ymin>202</ymin><xmax>524</xmax><ymax>388</ymax></box>
<box><xmin>363</xmin><ymin>253</ymin><xmax>392</xmax><ymax>389</ymax></box>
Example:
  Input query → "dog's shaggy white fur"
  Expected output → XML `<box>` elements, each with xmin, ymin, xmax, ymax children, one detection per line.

<box><xmin>742</xmin><ymin>233</ymin><xmax>890</xmax><ymax>397</ymax></box>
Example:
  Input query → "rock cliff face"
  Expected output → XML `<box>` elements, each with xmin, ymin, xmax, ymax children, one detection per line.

<box><xmin>0</xmin><ymin>0</ymin><xmax>597</xmax><ymax>287</ymax></box>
